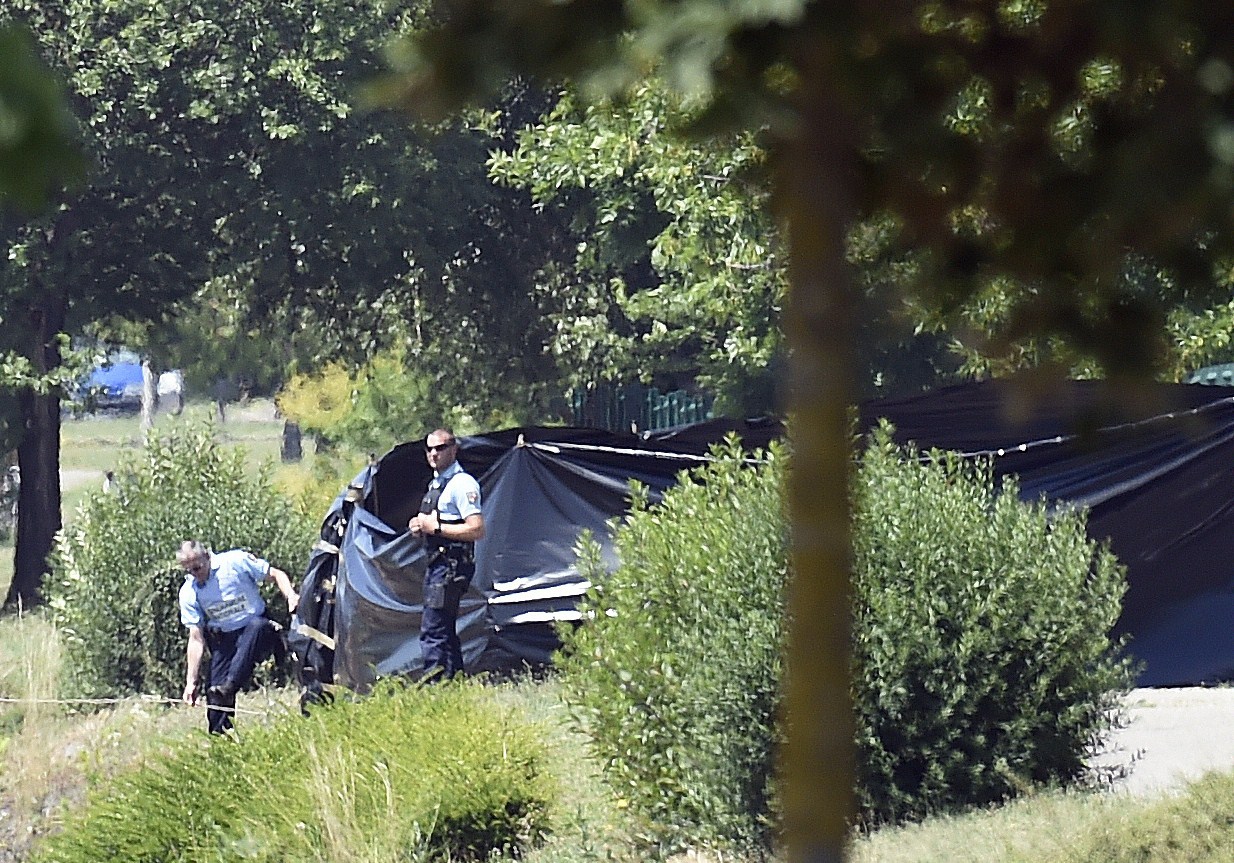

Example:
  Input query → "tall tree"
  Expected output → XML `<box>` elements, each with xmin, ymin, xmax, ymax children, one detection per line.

<box><xmin>378</xmin><ymin>2</ymin><xmax>1234</xmax><ymax>861</ymax></box>
<box><xmin>492</xmin><ymin>82</ymin><xmax>786</xmax><ymax>415</ymax></box>
<box><xmin>0</xmin><ymin>23</ymin><xmax>85</xmax><ymax>597</ymax></box>
<box><xmin>2</xmin><ymin>0</ymin><xmax>592</xmax><ymax>602</ymax></box>
<box><xmin>0</xmin><ymin>0</ymin><xmax>433</xmax><ymax>604</ymax></box>
<box><xmin>492</xmin><ymin>80</ymin><xmax>960</xmax><ymax>411</ymax></box>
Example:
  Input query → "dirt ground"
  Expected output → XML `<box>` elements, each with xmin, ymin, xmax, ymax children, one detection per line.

<box><xmin>1092</xmin><ymin>687</ymin><xmax>1234</xmax><ymax>796</ymax></box>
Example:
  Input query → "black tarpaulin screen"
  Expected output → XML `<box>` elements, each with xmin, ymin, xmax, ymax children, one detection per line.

<box><xmin>291</xmin><ymin>382</ymin><xmax>1234</xmax><ymax>693</ymax></box>
<box><xmin>289</xmin><ymin>421</ymin><xmax>781</xmax><ymax>693</ymax></box>
<box><xmin>861</xmin><ymin>379</ymin><xmax>1234</xmax><ymax>686</ymax></box>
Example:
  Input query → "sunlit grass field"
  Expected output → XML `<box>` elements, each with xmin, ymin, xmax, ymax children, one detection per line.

<box><xmin>59</xmin><ymin>398</ymin><xmax>285</xmax><ymax>477</ymax></box>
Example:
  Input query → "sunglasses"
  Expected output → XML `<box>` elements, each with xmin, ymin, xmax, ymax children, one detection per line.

<box><xmin>426</xmin><ymin>440</ymin><xmax>456</xmax><ymax>453</ymax></box>
<box><xmin>185</xmin><ymin>561</ymin><xmax>209</xmax><ymax>574</ymax></box>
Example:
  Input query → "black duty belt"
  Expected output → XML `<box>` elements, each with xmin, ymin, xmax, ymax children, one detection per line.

<box><xmin>430</xmin><ymin>540</ymin><xmax>474</xmax><ymax>564</ymax></box>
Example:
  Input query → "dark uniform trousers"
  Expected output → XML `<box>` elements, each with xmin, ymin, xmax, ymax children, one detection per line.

<box><xmin>205</xmin><ymin>615</ymin><xmax>280</xmax><ymax>733</ymax></box>
<box><xmin>418</xmin><ymin>472</ymin><xmax>477</xmax><ymax>681</ymax></box>
<box><xmin>420</xmin><ymin>550</ymin><xmax>474</xmax><ymax>680</ymax></box>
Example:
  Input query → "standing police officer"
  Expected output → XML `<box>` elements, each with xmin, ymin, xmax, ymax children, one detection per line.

<box><xmin>178</xmin><ymin>540</ymin><xmax>299</xmax><ymax>733</ymax></box>
<box><xmin>407</xmin><ymin>428</ymin><xmax>485</xmax><ymax>680</ymax></box>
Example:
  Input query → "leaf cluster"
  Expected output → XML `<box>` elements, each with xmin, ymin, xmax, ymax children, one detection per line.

<box><xmin>557</xmin><ymin>442</ymin><xmax>789</xmax><ymax>856</ymax></box>
<box><xmin>557</xmin><ymin>427</ymin><xmax>1133</xmax><ymax>847</ymax></box>
<box><xmin>392</xmin><ymin>1</ymin><xmax>1234</xmax><ymax>385</ymax></box>
<box><xmin>275</xmin><ymin>346</ymin><xmax>531</xmax><ymax>456</ymax></box>
<box><xmin>492</xmin><ymin>82</ymin><xmax>786</xmax><ymax>414</ymax></box>
<box><xmin>0</xmin><ymin>24</ymin><xmax>84</xmax><ymax>212</ymax></box>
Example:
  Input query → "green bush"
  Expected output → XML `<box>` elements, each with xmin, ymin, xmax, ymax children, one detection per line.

<box><xmin>556</xmin><ymin>441</ymin><xmax>788</xmax><ymax>856</ymax></box>
<box><xmin>33</xmin><ymin>680</ymin><xmax>552</xmax><ymax>863</ymax></box>
<box><xmin>852</xmin><ymin>424</ymin><xmax>1134</xmax><ymax>825</ymax></box>
<box><xmin>556</xmin><ymin>427</ymin><xmax>1133</xmax><ymax>848</ymax></box>
<box><xmin>46</xmin><ymin>422</ymin><xmax>316</xmax><ymax>699</ymax></box>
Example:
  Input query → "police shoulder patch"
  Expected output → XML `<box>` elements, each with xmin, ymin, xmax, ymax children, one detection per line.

<box><xmin>466</xmin><ymin>491</ymin><xmax>479</xmax><ymax>504</ymax></box>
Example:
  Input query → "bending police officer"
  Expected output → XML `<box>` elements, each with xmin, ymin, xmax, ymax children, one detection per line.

<box><xmin>407</xmin><ymin>428</ymin><xmax>485</xmax><ymax>680</ymax></box>
<box><xmin>178</xmin><ymin>540</ymin><xmax>299</xmax><ymax>733</ymax></box>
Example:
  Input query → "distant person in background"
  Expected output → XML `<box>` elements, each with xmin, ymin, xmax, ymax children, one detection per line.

<box><xmin>157</xmin><ymin>369</ymin><xmax>184</xmax><ymax>415</ymax></box>
<box><xmin>407</xmin><ymin>428</ymin><xmax>484</xmax><ymax>681</ymax></box>
<box><xmin>177</xmin><ymin>540</ymin><xmax>299</xmax><ymax>733</ymax></box>
<box><xmin>0</xmin><ymin>465</ymin><xmax>17</xmax><ymax>536</ymax></box>
<box><xmin>212</xmin><ymin>377</ymin><xmax>233</xmax><ymax>423</ymax></box>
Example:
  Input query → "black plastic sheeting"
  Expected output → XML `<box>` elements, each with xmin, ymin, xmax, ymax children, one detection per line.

<box><xmin>291</xmin><ymin>380</ymin><xmax>1234</xmax><ymax>695</ymax></box>
<box><xmin>860</xmin><ymin>379</ymin><xmax>1234</xmax><ymax>687</ymax></box>
<box><xmin>289</xmin><ymin>421</ymin><xmax>782</xmax><ymax>694</ymax></box>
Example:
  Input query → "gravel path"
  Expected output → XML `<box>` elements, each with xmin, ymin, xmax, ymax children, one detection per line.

<box><xmin>60</xmin><ymin>468</ymin><xmax>102</xmax><ymax>492</ymax></box>
<box><xmin>1093</xmin><ymin>687</ymin><xmax>1234</xmax><ymax>796</ymax></box>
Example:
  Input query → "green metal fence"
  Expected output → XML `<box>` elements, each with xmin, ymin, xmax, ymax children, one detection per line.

<box><xmin>1187</xmin><ymin>362</ymin><xmax>1234</xmax><ymax>386</ymax></box>
<box><xmin>568</xmin><ymin>383</ymin><xmax>714</xmax><ymax>432</ymax></box>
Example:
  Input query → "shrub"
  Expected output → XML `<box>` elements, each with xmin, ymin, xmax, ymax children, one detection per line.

<box><xmin>852</xmin><ymin>424</ymin><xmax>1134</xmax><ymax>825</ymax></box>
<box><xmin>32</xmin><ymin>680</ymin><xmax>552</xmax><ymax>863</ymax></box>
<box><xmin>556</xmin><ymin>426</ymin><xmax>1133</xmax><ymax>847</ymax></box>
<box><xmin>556</xmin><ymin>441</ymin><xmax>788</xmax><ymax>857</ymax></box>
<box><xmin>45</xmin><ymin>422</ymin><xmax>316</xmax><ymax>699</ymax></box>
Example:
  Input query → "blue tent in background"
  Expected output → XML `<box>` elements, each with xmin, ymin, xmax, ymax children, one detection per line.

<box><xmin>82</xmin><ymin>357</ymin><xmax>143</xmax><ymax>409</ymax></box>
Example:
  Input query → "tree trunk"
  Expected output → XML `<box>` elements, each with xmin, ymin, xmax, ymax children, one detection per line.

<box><xmin>281</xmin><ymin>420</ymin><xmax>303</xmax><ymax>462</ymax></box>
<box><xmin>778</xmin><ymin>62</ymin><xmax>859</xmax><ymax>863</ymax></box>
<box><xmin>140</xmin><ymin>358</ymin><xmax>157</xmax><ymax>434</ymax></box>
<box><xmin>7</xmin><ymin>295</ymin><xmax>65</xmax><ymax>609</ymax></box>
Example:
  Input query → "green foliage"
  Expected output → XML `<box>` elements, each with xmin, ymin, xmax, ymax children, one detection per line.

<box><xmin>556</xmin><ymin>442</ymin><xmax>788</xmax><ymax>856</ymax></box>
<box><xmin>394</xmin><ymin>1</ymin><xmax>1234</xmax><ymax>389</ymax></box>
<box><xmin>276</xmin><ymin>347</ymin><xmax>529</xmax><ymax>455</ymax></box>
<box><xmin>0</xmin><ymin>24</ymin><xmax>84</xmax><ymax>212</ymax></box>
<box><xmin>1038</xmin><ymin>771</ymin><xmax>1234</xmax><ymax>863</ymax></box>
<box><xmin>557</xmin><ymin>429</ymin><xmax>1133</xmax><ymax>846</ymax></box>
<box><xmin>1167</xmin><ymin>297</ymin><xmax>1234</xmax><ymax>380</ymax></box>
<box><xmin>852</xmin><ymin>424</ymin><xmax>1134</xmax><ymax>826</ymax></box>
<box><xmin>274</xmin><ymin>452</ymin><xmax>369</xmax><ymax>527</ymax></box>
<box><xmin>276</xmin><ymin>361</ymin><xmax>356</xmax><ymax>442</ymax></box>
<box><xmin>45</xmin><ymin>421</ymin><xmax>315</xmax><ymax>698</ymax></box>
<box><xmin>32</xmin><ymin>679</ymin><xmax>552</xmax><ymax>863</ymax></box>
<box><xmin>491</xmin><ymin>83</ymin><xmax>786</xmax><ymax>415</ymax></box>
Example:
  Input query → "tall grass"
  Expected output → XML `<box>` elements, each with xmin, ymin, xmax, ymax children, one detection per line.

<box><xmin>847</xmin><ymin>789</ymin><xmax>1150</xmax><ymax>863</ymax></box>
<box><xmin>0</xmin><ymin>610</ymin><xmax>200</xmax><ymax>857</ymax></box>
<box><xmin>0</xmin><ymin>607</ymin><xmax>61</xmax><ymax>739</ymax></box>
<box><xmin>34</xmin><ymin>680</ymin><xmax>554</xmax><ymax>863</ymax></box>
<box><xmin>488</xmin><ymin>679</ymin><xmax>643</xmax><ymax>863</ymax></box>
<box><xmin>0</xmin><ymin>539</ymin><xmax>12</xmax><ymax>605</ymax></box>
<box><xmin>0</xmin><ymin>615</ymin><xmax>1228</xmax><ymax>863</ymax></box>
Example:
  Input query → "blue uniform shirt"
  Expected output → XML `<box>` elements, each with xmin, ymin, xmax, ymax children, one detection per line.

<box><xmin>178</xmin><ymin>549</ymin><xmax>270</xmax><ymax>633</ymax></box>
<box><xmin>431</xmin><ymin>460</ymin><xmax>482</xmax><ymax>524</ymax></box>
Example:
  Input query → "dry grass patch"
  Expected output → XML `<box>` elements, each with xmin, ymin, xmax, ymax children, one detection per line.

<box><xmin>0</xmin><ymin>609</ymin><xmax>298</xmax><ymax>859</ymax></box>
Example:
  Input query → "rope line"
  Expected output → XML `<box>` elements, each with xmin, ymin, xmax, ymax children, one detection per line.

<box><xmin>0</xmin><ymin>694</ymin><xmax>272</xmax><ymax>716</ymax></box>
<box><xmin>930</xmin><ymin>392</ymin><xmax>1234</xmax><ymax>461</ymax></box>
<box><xmin>530</xmin><ymin>439</ymin><xmax>772</xmax><ymax>465</ymax></box>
